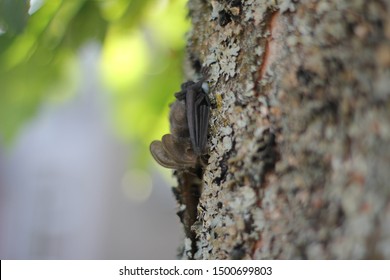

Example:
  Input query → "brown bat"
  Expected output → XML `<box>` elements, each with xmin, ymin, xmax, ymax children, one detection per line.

<box><xmin>150</xmin><ymin>80</ymin><xmax>210</xmax><ymax>169</ymax></box>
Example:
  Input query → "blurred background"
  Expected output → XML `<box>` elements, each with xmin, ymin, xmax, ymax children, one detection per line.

<box><xmin>0</xmin><ymin>0</ymin><xmax>190</xmax><ymax>259</ymax></box>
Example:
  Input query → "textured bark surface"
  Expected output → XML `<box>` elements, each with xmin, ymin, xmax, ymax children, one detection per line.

<box><xmin>176</xmin><ymin>0</ymin><xmax>390</xmax><ymax>259</ymax></box>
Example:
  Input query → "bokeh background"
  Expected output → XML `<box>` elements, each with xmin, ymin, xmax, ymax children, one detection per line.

<box><xmin>0</xmin><ymin>0</ymin><xmax>190</xmax><ymax>259</ymax></box>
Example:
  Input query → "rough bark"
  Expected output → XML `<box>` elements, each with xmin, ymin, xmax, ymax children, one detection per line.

<box><xmin>176</xmin><ymin>0</ymin><xmax>390</xmax><ymax>259</ymax></box>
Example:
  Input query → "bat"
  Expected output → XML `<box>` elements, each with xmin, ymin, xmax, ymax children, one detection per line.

<box><xmin>150</xmin><ymin>79</ymin><xmax>210</xmax><ymax>169</ymax></box>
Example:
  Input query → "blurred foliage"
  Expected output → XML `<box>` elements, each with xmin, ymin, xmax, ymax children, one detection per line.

<box><xmin>0</xmin><ymin>0</ymin><xmax>190</xmax><ymax>167</ymax></box>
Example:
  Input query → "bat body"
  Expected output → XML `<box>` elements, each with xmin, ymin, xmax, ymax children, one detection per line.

<box><xmin>150</xmin><ymin>80</ymin><xmax>210</xmax><ymax>169</ymax></box>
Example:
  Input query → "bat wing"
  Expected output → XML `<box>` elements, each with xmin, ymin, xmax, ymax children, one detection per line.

<box><xmin>186</xmin><ymin>84</ymin><xmax>210</xmax><ymax>155</ymax></box>
<box><xmin>195</xmin><ymin>94</ymin><xmax>210</xmax><ymax>155</ymax></box>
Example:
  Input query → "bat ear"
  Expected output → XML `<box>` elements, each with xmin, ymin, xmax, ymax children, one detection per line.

<box><xmin>150</xmin><ymin>135</ymin><xmax>198</xmax><ymax>169</ymax></box>
<box><xmin>161</xmin><ymin>134</ymin><xmax>197</xmax><ymax>167</ymax></box>
<box><xmin>150</xmin><ymin>140</ymin><xmax>182</xmax><ymax>169</ymax></box>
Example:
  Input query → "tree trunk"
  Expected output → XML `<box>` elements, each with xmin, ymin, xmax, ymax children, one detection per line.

<box><xmin>176</xmin><ymin>0</ymin><xmax>390</xmax><ymax>259</ymax></box>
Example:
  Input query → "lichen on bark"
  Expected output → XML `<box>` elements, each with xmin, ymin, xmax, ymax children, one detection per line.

<box><xmin>176</xmin><ymin>0</ymin><xmax>390</xmax><ymax>259</ymax></box>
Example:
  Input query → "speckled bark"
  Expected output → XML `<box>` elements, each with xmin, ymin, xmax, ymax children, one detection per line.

<box><xmin>177</xmin><ymin>0</ymin><xmax>390</xmax><ymax>259</ymax></box>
